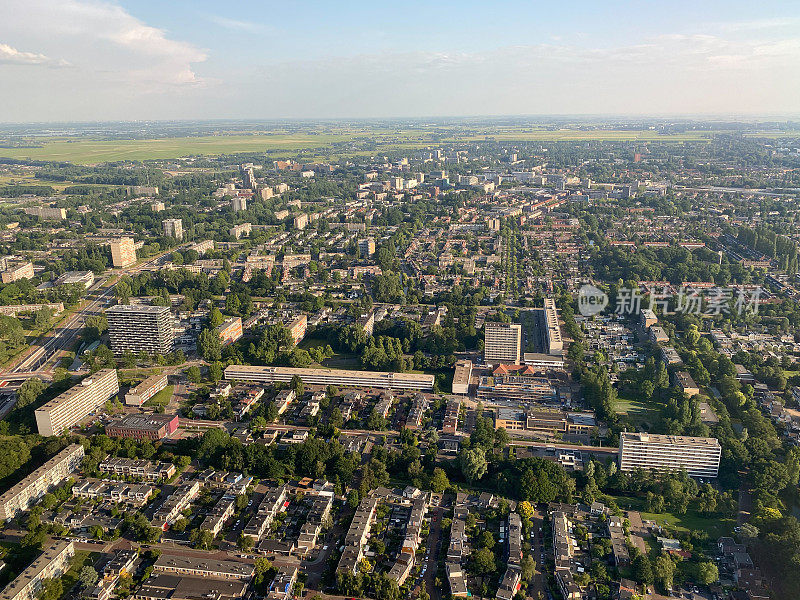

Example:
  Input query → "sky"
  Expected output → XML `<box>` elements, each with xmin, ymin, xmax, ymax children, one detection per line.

<box><xmin>1</xmin><ymin>0</ymin><xmax>799</xmax><ymax>122</ymax></box>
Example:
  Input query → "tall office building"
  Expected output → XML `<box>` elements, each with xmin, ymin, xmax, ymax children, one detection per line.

<box><xmin>106</xmin><ymin>304</ymin><xmax>175</xmax><ymax>356</ymax></box>
<box><xmin>618</xmin><ymin>432</ymin><xmax>721</xmax><ymax>478</ymax></box>
<box><xmin>484</xmin><ymin>322</ymin><xmax>522</xmax><ymax>364</ymax></box>
<box><xmin>110</xmin><ymin>237</ymin><xmax>136</xmax><ymax>267</ymax></box>
<box><xmin>35</xmin><ymin>371</ymin><xmax>119</xmax><ymax>437</ymax></box>
<box><xmin>162</xmin><ymin>219</ymin><xmax>183</xmax><ymax>240</ymax></box>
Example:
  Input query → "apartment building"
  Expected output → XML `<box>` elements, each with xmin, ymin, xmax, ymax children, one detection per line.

<box><xmin>23</xmin><ymin>206</ymin><xmax>67</xmax><ymax>220</ymax></box>
<box><xmin>358</xmin><ymin>237</ymin><xmax>376</xmax><ymax>257</ymax></box>
<box><xmin>224</xmin><ymin>365</ymin><xmax>434</xmax><ymax>391</ymax></box>
<box><xmin>484</xmin><ymin>322</ymin><xmax>522</xmax><ymax>364</ymax></box>
<box><xmin>217</xmin><ymin>317</ymin><xmax>243</xmax><ymax>346</ymax></box>
<box><xmin>35</xmin><ymin>369</ymin><xmax>119</xmax><ymax>436</ymax></box>
<box><xmin>543</xmin><ymin>298</ymin><xmax>564</xmax><ymax>354</ymax></box>
<box><xmin>153</xmin><ymin>555</ymin><xmax>254</xmax><ymax>580</ymax></box>
<box><xmin>640</xmin><ymin>308</ymin><xmax>658</xmax><ymax>329</ymax></box>
<box><xmin>287</xmin><ymin>314</ymin><xmax>307</xmax><ymax>345</ymax></box>
<box><xmin>0</xmin><ymin>541</ymin><xmax>74</xmax><ymax>600</ymax></box>
<box><xmin>452</xmin><ymin>360</ymin><xmax>472</xmax><ymax>395</ymax></box>
<box><xmin>106</xmin><ymin>304</ymin><xmax>174</xmax><ymax>356</ymax></box>
<box><xmin>162</xmin><ymin>219</ymin><xmax>183</xmax><ymax>240</ymax></box>
<box><xmin>110</xmin><ymin>237</ymin><xmax>136</xmax><ymax>267</ymax></box>
<box><xmin>231</xmin><ymin>197</ymin><xmax>247</xmax><ymax>212</ymax></box>
<box><xmin>1</xmin><ymin>261</ymin><xmax>34</xmax><ymax>283</ymax></box>
<box><xmin>0</xmin><ymin>444</ymin><xmax>84</xmax><ymax>521</ymax></box>
<box><xmin>618</xmin><ymin>432</ymin><xmax>721</xmax><ymax>478</ymax></box>
<box><xmin>230</xmin><ymin>223</ymin><xmax>251</xmax><ymax>239</ymax></box>
<box><xmin>125</xmin><ymin>372</ymin><xmax>168</xmax><ymax>406</ymax></box>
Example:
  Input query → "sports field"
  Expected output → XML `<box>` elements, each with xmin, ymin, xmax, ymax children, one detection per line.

<box><xmin>0</xmin><ymin>126</ymin><xmax>731</xmax><ymax>165</ymax></box>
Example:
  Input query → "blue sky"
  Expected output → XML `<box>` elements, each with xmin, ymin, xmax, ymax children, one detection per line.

<box><xmin>1</xmin><ymin>0</ymin><xmax>799</xmax><ymax>121</ymax></box>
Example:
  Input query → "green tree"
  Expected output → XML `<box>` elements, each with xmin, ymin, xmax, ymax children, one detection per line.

<box><xmin>460</xmin><ymin>447</ymin><xmax>487</xmax><ymax>482</ymax></box>
<box><xmin>696</xmin><ymin>561</ymin><xmax>718</xmax><ymax>585</ymax></box>
<box><xmin>79</xmin><ymin>565</ymin><xmax>99</xmax><ymax>588</ymax></box>
<box><xmin>198</xmin><ymin>328</ymin><xmax>222</xmax><ymax>361</ymax></box>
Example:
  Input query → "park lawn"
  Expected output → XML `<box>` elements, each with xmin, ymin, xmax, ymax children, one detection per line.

<box><xmin>615</xmin><ymin>393</ymin><xmax>661</xmax><ymax>428</ymax></box>
<box><xmin>614</xmin><ymin>495</ymin><xmax>735</xmax><ymax>539</ymax></box>
<box><xmin>144</xmin><ymin>385</ymin><xmax>174</xmax><ymax>409</ymax></box>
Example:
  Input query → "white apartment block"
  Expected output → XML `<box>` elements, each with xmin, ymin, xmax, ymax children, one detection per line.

<box><xmin>224</xmin><ymin>365</ymin><xmax>434</xmax><ymax>391</ymax></box>
<box><xmin>106</xmin><ymin>304</ymin><xmax>175</xmax><ymax>356</ymax></box>
<box><xmin>0</xmin><ymin>541</ymin><xmax>74</xmax><ymax>600</ymax></box>
<box><xmin>162</xmin><ymin>218</ymin><xmax>183</xmax><ymax>240</ymax></box>
<box><xmin>0</xmin><ymin>444</ymin><xmax>84</xmax><ymax>521</ymax></box>
<box><xmin>543</xmin><ymin>298</ymin><xmax>563</xmax><ymax>354</ymax></box>
<box><xmin>110</xmin><ymin>237</ymin><xmax>137</xmax><ymax>267</ymax></box>
<box><xmin>484</xmin><ymin>322</ymin><xmax>522</xmax><ymax>364</ymax></box>
<box><xmin>618</xmin><ymin>432</ymin><xmax>721</xmax><ymax>478</ymax></box>
<box><xmin>35</xmin><ymin>369</ymin><xmax>119</xmax><ymax>436</ymax></box>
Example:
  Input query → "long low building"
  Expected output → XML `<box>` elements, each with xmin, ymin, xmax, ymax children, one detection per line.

<box><xmin>153</xmin><ymin>555</ymin><xmax>254</xmax><ymax>580</ymax></box>
<box><xmin>125</xmin><ymin>373</ymin><xmax>168</xmax><ymax>406</ymax></box>
<box><xmin>618</xmin><ymin>432</ymin><xmax>721</xmax><ymax>478</ymax></box>
<box><xmin>0</xmin><ymin>541</ymin><xmax>74</xmax><ymax>600</ymax></box>
<box><xmin>224</xmin><ymin>365</ymin><xmax>434</xmax><ymax>391</ymax></box>
<box><xmin>35</xmin><ymin>369</ymin><xmax>119</xmax><ymax>436</ymax></box>
<box><xmin>0</xmin><ymin>444</ymin><xmax>84</xmax><ymax>521</ymax></box>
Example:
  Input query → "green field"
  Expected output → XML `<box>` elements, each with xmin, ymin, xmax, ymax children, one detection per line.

<box><xmin>144</xmin><ymin>385</ymin><xmax>174</xmax><ymax>409</ymax></box>
<box><xmin>0</xmin><ymin>128</ymin><xmax>732</xmax><ymax>164</ymax></box>
<box><xmin>615</xmin><ymin>394</ymin><xmax>661</xmax><ymax>428</ymax></box>
<box><xmin>614</xmin><ymin>495</ymin><xmax>734</xmax><ymax>539</ymax></box>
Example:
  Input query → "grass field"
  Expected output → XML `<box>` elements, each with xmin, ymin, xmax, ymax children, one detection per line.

<box><xmin>0</xmin><ymin>128</ymin><xmax>733</xmax><ymax>164</ymax></box>
<box><xmin>615</xmin><ymin>393</ymin><xmax>661</xmax><ymax>428</ymax></box>
<box><xmin>614</xmin><ymin>495</ymin><xmax>735</xmax><ymax>539</ymax></box>
<box><xmin>144</xmin><ymin>385</ymin><xmax>174</xmax><ymax>409</ymax></box>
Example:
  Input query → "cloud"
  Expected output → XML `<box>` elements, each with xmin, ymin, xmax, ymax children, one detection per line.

<box><xmin>2</xmin><ymin>0</ymin><xmax>207</xmax><ymax>88</ymax></box>
<box><xmin>0</xmin><ymin>43</ymin><xmax>69</xmax><ymax>67</ymax></box>
<box><xmin>205</xmin><ymin>15</ymin><xmax>266</xmax><ymax>33</ymax></box>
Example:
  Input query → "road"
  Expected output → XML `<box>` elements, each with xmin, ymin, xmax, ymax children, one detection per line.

<box><xmin>422</xmin><ymin>505</ymin><xmax>444</xmax><ymax>600</ymax></box>
<box><xmin>1</xmin><ymin>250</ymin><xmax>175</xmax><ymax>382</ymax></box>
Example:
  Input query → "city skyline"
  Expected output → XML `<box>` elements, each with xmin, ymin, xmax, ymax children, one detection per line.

<box><xmin>1</xmin><ymin>0</ymin><xmax>800</xmax><ymax>122</ymax></box>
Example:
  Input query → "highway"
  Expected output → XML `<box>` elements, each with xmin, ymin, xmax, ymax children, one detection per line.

<box><xmin>1</xmin><ymin>251</ymin><xmax>173</xmax><ymax>380</ymax></box>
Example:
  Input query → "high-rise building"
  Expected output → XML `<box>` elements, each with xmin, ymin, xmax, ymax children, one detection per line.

<box><xmin>618</xmin><ymin>432</ymin><xmax>721</xmax><ymax>478</ymax></box>
<box><xmin>162</xmin><ymin>219</ymin><xmax>183</xmax><ymax>240</ymax></box>
<box><xmin>240</xmin><ymin>165</ymin><xmax>257</xmax><ymax>191</ymax></box>
<box><xmin>358</xmin><ymin>238</ymin><xmax>376</xmax><ymax>257</ymax></box>
<box><xmin>231</xmin><ymin>197</ymin><xmax>247</xmax><ymax>212</ymax></box>
<box><xmin>110</xmin><ymin>237</ymin><xmax>136</xmax><ymax>267</ymax></box>
<box><xmin>106</xmin><ymin>304</ymin><xmax>175</xmax><ymax>356</ymax></box>
<box><xmin>151</xmin><ymin>201</ymin><xmax>165</xmax><ymax>212</ymax></box>
<box><xmin>484</xmin><ymin>322</ymin><xmax>522</xmax><ymax>364</ymax></box>
<box><xmin>35</xmin><ymin>370</ymin><xmax>119</xmax><ymax>437</ymax></box>
<box><xmin>23</xmin><ymin>206</ymin><xmax>67</xmax><ymax>220</ymax></box>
